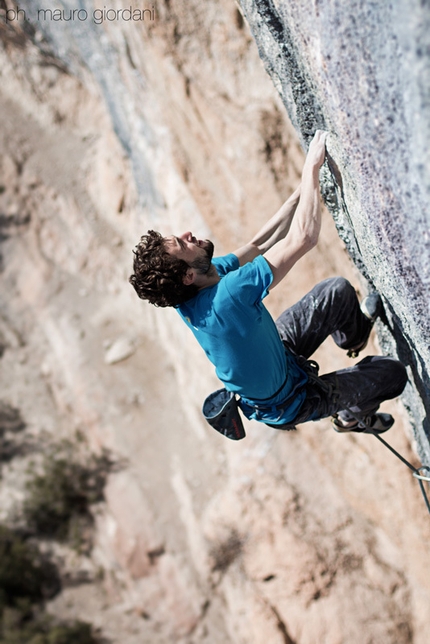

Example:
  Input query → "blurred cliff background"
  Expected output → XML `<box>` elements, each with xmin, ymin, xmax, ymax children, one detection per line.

<box><xmin>0</xmin><ymin>1</ymin><xmax>429</xmax><ymax>643</ymax></box>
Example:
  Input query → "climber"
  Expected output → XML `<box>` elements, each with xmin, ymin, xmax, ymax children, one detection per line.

<box><xmin>129</xmin><ymin>130</ymin><xmax>407</xmax><ymax>436</ymax></box>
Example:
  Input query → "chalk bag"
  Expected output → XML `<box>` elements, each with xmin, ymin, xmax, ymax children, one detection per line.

<box><xmin>202</xmin><ymin>388</ymin><xmax>246</xmax><ymax>440</ymax></box>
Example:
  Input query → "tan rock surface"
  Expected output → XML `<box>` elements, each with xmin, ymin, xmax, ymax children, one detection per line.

<box><xmin>0</xmin><ymin>3</ymin><xmax>429</xmax><ymax>643</ymax></box>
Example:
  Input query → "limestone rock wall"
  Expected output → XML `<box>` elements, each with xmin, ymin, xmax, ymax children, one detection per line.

<box><xmin>1</xmin><ymin>1</ymin><xmax>430</xmax><ymax>643</ymax></box>
<box><xmin>238</xmin><ymin>0</ymin><xmax>430</xmax><ymax>462</ymax></box>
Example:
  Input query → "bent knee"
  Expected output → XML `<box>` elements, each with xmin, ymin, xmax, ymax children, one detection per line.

<box><xmin>332</xmin><ymin>276</ymin><xmax>354</xmax><ymax>293</ymax></box>
<box><xmin>395</xmin><ymin>360</ymin><xmax>408</xmax><ymax>392</ymax></box>
<box><xmin>324</xmin><ymin>277</ymin><xmax>356</xmax><ymax>303</ymax></box>
<box><xmin>382</xmin><ymin>357</ymin><xmax>408</xmax><ymax>396</ymax></box>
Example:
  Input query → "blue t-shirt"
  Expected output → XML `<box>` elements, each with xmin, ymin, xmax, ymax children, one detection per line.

<box><xmin>177</xmin><ymin>254</ymin><xmax>308</xmax><ymax>425</ymax></box>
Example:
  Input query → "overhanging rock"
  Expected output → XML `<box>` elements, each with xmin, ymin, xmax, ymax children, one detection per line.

<box><xmin>239</xmin><ymin>0</ymin><xmax>430</xmax><ymax>463</ymax></box>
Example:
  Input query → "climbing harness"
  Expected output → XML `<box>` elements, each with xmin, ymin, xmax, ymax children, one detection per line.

<box><xmin>203</xmin><ymin>353</ymin><xmax>430</xmax><ymax>515</ymax></box>
<box><xmin>203</xmin><ymin>344</ymin><xmax>308</xmax><ymax>439</ymax></box>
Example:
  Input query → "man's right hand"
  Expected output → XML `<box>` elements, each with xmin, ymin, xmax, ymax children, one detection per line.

<box><xmin>306</xmin><ymin>130</ymin><xmax>328</xmax><ymax>169</ymax></box>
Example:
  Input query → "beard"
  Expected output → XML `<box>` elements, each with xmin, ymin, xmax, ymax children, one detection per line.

<box><xmin>189</xmin><ymin>240</ymin><xmax>215</xmax><ymax>274</ymax></box>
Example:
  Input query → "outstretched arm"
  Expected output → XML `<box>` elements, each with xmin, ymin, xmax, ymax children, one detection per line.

<box><xmin>233</xmin><ymin>184</ymin><xmax>301</xmax><ymax>266</ymax></box>
<box><xmin>264</xmin><ymin>130</ymin><xmax>327</xmax><ymax>289</ymax></box>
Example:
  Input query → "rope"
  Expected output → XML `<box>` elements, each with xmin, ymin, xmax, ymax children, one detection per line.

<box><xmin>300</xmin><ymin>358</ymin><xmax>430</xmax><ymax>516</ymax></box>
<box><xmin>345</xmin><ymin>408</ymin><xmax>430</xmax><ymax>516</ymax></box>
<box><xmin>370</xmin><ymin>432</ymin><xmax>430</xmax><ymax>515</ymax></box>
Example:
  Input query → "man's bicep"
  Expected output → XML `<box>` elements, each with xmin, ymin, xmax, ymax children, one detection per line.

<box><xmin>233</xmin><ymin>243</ymin><xmax>261</xmax><ymax>266</ymax></box>
<box><xmin>264</xmin><ymin>235</ymin><xmax>313</xmax><ymax>290</ymax></box>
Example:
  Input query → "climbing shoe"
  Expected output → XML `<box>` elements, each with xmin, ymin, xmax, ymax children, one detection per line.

<box><xmin>360</xmin><ymin>292</ymin><xmax>383</xmax><ymax>322</ymax></box>
<box><xmin>332</xmin><ymin>412</ymin><xmax>394</xmax><ymax>434</ymax></box>
<box><xmin>347</xmin><ymin>292</ymin><xmax>383</xmax><ymax>358</ymax></box>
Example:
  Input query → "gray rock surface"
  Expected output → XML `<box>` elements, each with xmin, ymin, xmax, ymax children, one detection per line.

<box><xmin>238</xmin><ymin>0</ymin><xmax>430</xmax><ymax>462</ymax></box>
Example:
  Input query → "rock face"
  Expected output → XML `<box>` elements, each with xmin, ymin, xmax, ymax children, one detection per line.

<box><xmin>238</xmin><ymin>0</ymin><xmax>430</xmax><ymax>462</ymax></box>
<box><xmin>1</xmin><ymin>1</ymin><xmax>430</xmax><ymax>643</ymax></box>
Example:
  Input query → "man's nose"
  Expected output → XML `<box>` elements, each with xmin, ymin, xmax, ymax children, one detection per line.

<box><xmin>180</xmin><ymin>231</ymin><xmax>192</xmax><ymax>241</ymax></box>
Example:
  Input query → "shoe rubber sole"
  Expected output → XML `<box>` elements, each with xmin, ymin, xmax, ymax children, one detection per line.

<box><xmin>347</xmin><ymin>293</ymin><xmax>383</xmax><ymax>358</ymax></box>
<box><xmin>333</xmin><ymin>413</ymin><xmax>394</xmax><ymax>434</ymax></box>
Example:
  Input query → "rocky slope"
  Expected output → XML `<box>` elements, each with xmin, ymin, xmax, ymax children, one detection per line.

<box><xmin>1</xmin><ymin>1</ymin><xmax>429</xmax><ymax>643</ymax></box>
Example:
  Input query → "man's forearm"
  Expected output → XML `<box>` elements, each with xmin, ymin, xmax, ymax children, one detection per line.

<box><xmin>290</xmin><ymin>161</ymin><xmax>321</xmax><ymax>248</ymax></box>
<box><xmin>263</xmin><ymin>130</ymin><xmax>327</xmax><ymax>290</ymax></box>
<box><xmin>249</xmin><ymin>184</ymin><xmax>301</xmax><ymax>253</ymax></box>
<box><xmin>234</xmin><ymin>132</ymin><xmax>326</xmax><ymax>267</ymax></box>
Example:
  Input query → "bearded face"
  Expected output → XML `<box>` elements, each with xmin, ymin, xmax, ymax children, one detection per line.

<box><xmin>188</xmin><ymin>239</ymin><xmax>214</xmax><ymax>274</ymax></box>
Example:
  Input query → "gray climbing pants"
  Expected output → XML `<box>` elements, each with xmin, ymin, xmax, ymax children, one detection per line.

<box><xmin>273</xmin><ymin>277</ymin><xmax>408</xmax><ymax>427</ymax></box>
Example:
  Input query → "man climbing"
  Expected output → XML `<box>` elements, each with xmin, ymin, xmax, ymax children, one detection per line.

<box><xmin>129</xmin><ymin>131</ymin><xmax>407</xmax><ymax>436</ymax></box>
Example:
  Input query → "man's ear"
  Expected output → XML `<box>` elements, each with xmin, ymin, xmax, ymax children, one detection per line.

<box><xmin>182</xmin><ymin>268</ymin><xmax>195</xmax><ymax>286</ymax></box>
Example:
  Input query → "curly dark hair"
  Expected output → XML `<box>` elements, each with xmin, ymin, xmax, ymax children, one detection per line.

<box><xmin>129</xmin><ymin>230</ymin><xmax>199</xmax><ymax>307</ymax></box>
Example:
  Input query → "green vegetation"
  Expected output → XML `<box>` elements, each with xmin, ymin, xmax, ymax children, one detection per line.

<box><xmin>0</xmin><ymin>404</ymin><xmax>24</xmax><ymax>436</ymax></box>
<box><xmin>1</xmin><ymin>607</ymin><xmax>97</xmax><ymax>644</ymax></box>
<box><xmin>23</xmin><ymin>442</ymin><xmax>112</xmax><ymax>549</ymax></box>
<box><xmin>0</xmin><ymin>525</ymin><xmax>59</xmax><ymax>607</ymax></box>
<box><xmin>0</xmin><ymin>403</ymin><xmax>26</xmax><ymax>466</ymax></box>
<box><xmin>0</xmin><ymin>426</ymin><xmax>114</xmax><ymax>641</ymax></box>
<box><xmin>0</xmin><ymin>526</ymin><xmax>100</xmax><ymax>643</ymax></box>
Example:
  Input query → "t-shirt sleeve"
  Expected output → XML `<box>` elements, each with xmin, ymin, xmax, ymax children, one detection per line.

<box><xmin>223</xmin><ymin>255</ymin><xmax>273</xmax><ymax>305</ymax></box>
<box><xmin>212</xmin><ymin>253</ymin><xmax>240</xmax><ymax>276</ymax></box>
